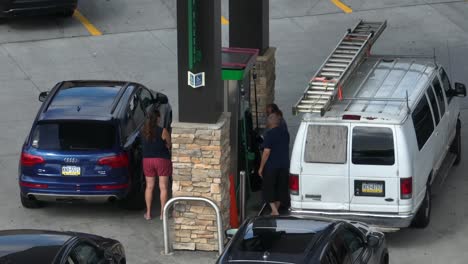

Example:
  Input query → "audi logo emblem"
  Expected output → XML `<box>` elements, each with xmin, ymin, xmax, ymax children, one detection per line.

<box><xmin>64</xmin><ymin>158</ymin><xmax>79</xmax><ymax>163</ymax></box>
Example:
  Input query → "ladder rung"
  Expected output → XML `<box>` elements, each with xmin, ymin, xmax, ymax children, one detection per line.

<box><xmin>321</xmin><ymin>72</ymin><xmax>341</xmax><ymax>77</ymax></box>
<box><xmin>341</xmin><ymin>41</ymin><xmax>364</xmax><ymax>46</ymax></box>
<box><xmin>348</xmin><ymin>33</ymin><xmax>371</xmax><ymax>37</ymax></box>
<box><xmin>335</xmin><ymin>49</ymin><xmax>359</xmax><ymax>54</ymax></box>
<box><xmin>309</xmin><ymin>85</ymin><xmax>335</xmax><ymax>90</ymax></box>
<box><xmin>322</xmin><ymin>67</ymin><xmax>346</xmax><ymax>72</ymax></box>
<box><xmin>332</xmin><ymin>54</ymin><xmax>355</xmax><ymax>59</ymax></box>
<box><xmin>309</xmin><ymin>81</ymin><xmax>336</xmax><ymax>87</ymax></box>
<box><xmin>325</xmin><ymin>63</ymin><xmax>349</xmax><ymax>68</ymax></box>
<box><xmin>306</xmin><ymin>94</ymin><xmax>329</xmax><ymax>99</ymax></box>
<box><xmin>298</xmin><ymin>104</ymin><xmax>325</xmax><ymax>110</ymax></box>
<box><xmin>328</xmin><ymin>58</ymin><xmax>352</xmax><ymax>63</ymax></box>
<box><xmin>338</xmin><ymin>45</ymin><xmax>361</xmax><ymax>50</ymax></box>
<box><xmin>307</xmin><ymin>91</ymin><xmax>333</xmax><ymax>95</ymax></box>
<box><xmin>301</xmin><ymin>100</ymin><xmax>329</xmax><ymax>105</ymax></box>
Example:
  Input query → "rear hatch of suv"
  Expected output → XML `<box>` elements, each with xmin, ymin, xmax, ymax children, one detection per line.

<box><xmin>20</xmin><ymin>121</ymin><xmax>129</xmax><ymax>193</ymax></box>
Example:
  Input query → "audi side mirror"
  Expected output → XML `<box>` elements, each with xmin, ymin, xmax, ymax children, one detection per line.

<box><xmin>455</xmin><ymin>82</ymin><xmax>466</xmax><ymax>97</ymax></box>
<box><xmin>366</xmin><ymin>233</ymin><xmax>381</xmax><ymax>248</ymax></box>
<box><xmin>38</xmin><ymin>91</ymin><xmax>49</xmax><ymax>102</ymax></box>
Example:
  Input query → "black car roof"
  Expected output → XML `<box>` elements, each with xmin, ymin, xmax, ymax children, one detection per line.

<box><xmin>38</xmin><ymin>80</ymin><xmax>137</xmax><ymax>122</ymax></box>
<box><xmin>0</xmin><ymin>230</ymin><xmax>74</xmax><ymax>264</ymax></box>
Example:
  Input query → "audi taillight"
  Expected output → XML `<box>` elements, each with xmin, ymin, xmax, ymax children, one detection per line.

<box><xmin>98</xmin><ymin>153</ymin><xmax>129</xmax><ymax>168</ymax></box>
<box><xmin>400</xmin><ymin>177</ymin><xmax>412</xmax><ymax>199</ymax></box>
<box><xmin>21</xmin><ymin>152</ymin><xmax>45</xmax><ymax>167</ymax></box>
<box><xmin>20</xmin><ymin>181</ymin><xmax>48</xmax><ymax>189</ymax></box>
<box><xmin>289</xmin><ymin>174</ymin><xmax>299</xmax><ymax>195</ymax></box>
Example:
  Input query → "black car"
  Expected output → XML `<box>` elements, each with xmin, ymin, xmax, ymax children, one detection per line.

<box><xmin>0</xmin><ymin>0</ymin><xmax>78</xmax><ymax>17</ymax></box>
<box><xmin>0</xmin><ymin>229</ymin><xmax>125</xmax><ymax>264</ymax></box>
<box><xmin>218</xmin><ymin>216</ymin><xmax>389</xmax><ymax>264</ymax></box>
<box><xmin>19</xmin><ymin>80</ymin><xmax>171</xmax><ymax>210</ymax></box>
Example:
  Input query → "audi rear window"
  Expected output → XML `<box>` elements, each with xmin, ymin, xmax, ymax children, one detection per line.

<box><xmin>352</xmin><ymin>126</ymin><xmax>395</xmax><ymax>165</ymax></box>
<box><xmin>32</xmin><ymin>122</ymin><xmax>116</xmax><ymax>151</ymax></box>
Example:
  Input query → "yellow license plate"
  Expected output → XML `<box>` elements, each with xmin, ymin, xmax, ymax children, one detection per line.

<box><xmin>62</xmin><ymin>166</ymin><xmax>81</xmax><ymax>176</ymax></box>
<box><xmin>362</xmin><ymin>183</ymin><xmax>383</xmax><ymax>194</ymax></box>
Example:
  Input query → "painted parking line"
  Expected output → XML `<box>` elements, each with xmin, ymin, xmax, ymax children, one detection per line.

<box><xmin>331</xmin><ymin>0</ymin><xmax>353</xmax><ymax>14</ymax></box>
<box><xmin>222</xmin><ymin>16</ymin><xmax>229</xmax><ymax>25</ymax></box>
<box><xmin>73</xmin><ymin>10</ymin><xmax>102</xmax><ymax>36</ymax></box>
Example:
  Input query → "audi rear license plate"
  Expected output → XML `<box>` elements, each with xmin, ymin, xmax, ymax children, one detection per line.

<box><xmin>355</xmin><ymin>180</ymin><xmax>385</xmax><ymax>197</ymax></box>
<box><xmin>62</xmin><ymin>166</ymin><xmax>81</xmax><ymax>176</ymax></box>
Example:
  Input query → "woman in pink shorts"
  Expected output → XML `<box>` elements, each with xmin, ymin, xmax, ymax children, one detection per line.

<box><xmin>141</xmin><ymin>110</ymin><xmax>172</xmax><ymax>220</ymax></box>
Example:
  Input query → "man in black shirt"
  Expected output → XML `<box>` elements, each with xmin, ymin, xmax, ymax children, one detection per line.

<box><xmin>258</xmin><ymin>114</ymin><xmax>290</xmax><ymax>215</ymax></box>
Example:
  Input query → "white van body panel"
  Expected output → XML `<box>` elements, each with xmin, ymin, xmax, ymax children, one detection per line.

<box><xmin>290</xmin><ymin>56</ymin><xmax>461</xmax><ymax>228</ymax></box>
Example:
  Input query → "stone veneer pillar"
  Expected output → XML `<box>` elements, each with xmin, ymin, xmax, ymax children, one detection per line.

<box><xmin>171</xmin><ymin>113</ymin><xmax>230</xmax><ymax>251</ymax></box>
<box><xmin>250</xmin><ymin>47</ymin><xmax>277</xmax><ymax>129</ymax></box>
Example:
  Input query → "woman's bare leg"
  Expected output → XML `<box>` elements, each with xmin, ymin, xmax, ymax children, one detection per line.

<box><xmin>159</xmin><ymin>176</ymin><xmax>170</xmax><ymax>219</ymax></box>
<box><xmin>145</xmin><ymin>177</ymin><xmax>156</xmax><ymax>219</ymax></box>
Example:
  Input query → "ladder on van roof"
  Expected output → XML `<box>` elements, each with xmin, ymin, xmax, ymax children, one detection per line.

<box><xmin>293</xmin><ymin>20</ymin><xmax>387</xmax><ymax>116</ymax></box>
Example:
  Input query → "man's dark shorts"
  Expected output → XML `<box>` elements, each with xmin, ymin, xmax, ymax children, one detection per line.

<box><xmin>262</xmin><ymin>168</ymin><xmax>289</xmax><ymax>203</ymax></box>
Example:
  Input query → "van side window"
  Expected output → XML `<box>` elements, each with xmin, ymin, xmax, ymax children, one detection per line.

<box><xmin>432</xmin><ymin>77</ymin><xmax>446</xmax><ymax>117</ymax></box>
<box><xmin>412</xmin><ymin>96</ymin><xmax>435</xmax><ymax>150</ymax></box>
<box><xmin>426</xmin><ymin>86</ymin><xmax>440</xmax><ymax>125</ymax></box>
<box><xmin>440</xmin><ymin>68</ymin><xmax>453</xmax><ymax>103</ymax></box>
<box><xmin>305</xmin><ymin>125</ymin><xmax>348</xmax><ymax>164</ymax></box>
<box><xmin>352</xmin><ymin>127</ymin><xmax>394</xmax><ymax>165</ymax></box>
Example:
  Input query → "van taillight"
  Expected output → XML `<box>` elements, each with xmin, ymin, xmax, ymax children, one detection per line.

<box><xmin>98</xmin><ymin>154</ymin><xmax>129</xmax><ymax>168</ymax></box>
<box><xmin>400</xmin><ymin>177</ymin><xmax>412</xmax><ymax>199</ymax></box>
<box><xmin>289</xmin><ymin>174</ymin><xmax>299</xmax><ymax>195</ymax></box>
<box><xmin>21</xmin><ymin>152</ymin><xmax>45</xmax><ymax>167</ymax></box>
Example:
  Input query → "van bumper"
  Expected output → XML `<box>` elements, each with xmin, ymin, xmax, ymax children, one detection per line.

<box><xmin>289</xmin><ymin>209</ymin><xmax>414</xmax><ymax>230</ymax></box>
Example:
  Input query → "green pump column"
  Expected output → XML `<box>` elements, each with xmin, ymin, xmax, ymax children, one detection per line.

<box><xmin>177</xmin><ymin>0</ymin><xmax>222</xmax><ymax>123</ymax></box>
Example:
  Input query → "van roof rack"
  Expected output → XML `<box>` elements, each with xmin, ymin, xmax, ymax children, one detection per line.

<box><xmin>293</xmin><ymin>20</ymin><xmax>387</xmax><ymax>116</ymax></box>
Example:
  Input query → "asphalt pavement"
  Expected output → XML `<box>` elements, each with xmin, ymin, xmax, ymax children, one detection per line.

<box><xmin>1</xmin><ymin>0</ymin><xmax>468</xmax><ymax>263</ymax></box>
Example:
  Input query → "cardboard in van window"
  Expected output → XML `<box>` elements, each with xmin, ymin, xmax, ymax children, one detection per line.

<box><xmin>305</xmin><ymin>125</ymin><xmax>348</xmax><ymax>164</ymax></box>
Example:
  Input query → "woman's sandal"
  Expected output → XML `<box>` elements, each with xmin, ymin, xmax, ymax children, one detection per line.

<box><xmin>144</xmin><ymin>213</ymin><xmax>152</xmax><ymax>220</ymax></box>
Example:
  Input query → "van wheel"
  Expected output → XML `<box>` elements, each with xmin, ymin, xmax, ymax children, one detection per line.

<box><xmin>450</xmin><ymin>120</ymin><xmax>461</xmax><ymax>165</ymax></box>
<box><xmin>20</xmin><ymin>194</ymin><xmax>44</xmax><ymax>209</ymax></box>
<box><xmin>411</xmin><ymin>187</ymin><xmax>431</xmax><ymax>228</ymax></box>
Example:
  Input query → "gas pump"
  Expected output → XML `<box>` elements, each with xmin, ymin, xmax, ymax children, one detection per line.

<box><xmin>221</xmin><ymin>48</ymin><xmax>262</xmax><ymax>221</ymax></box>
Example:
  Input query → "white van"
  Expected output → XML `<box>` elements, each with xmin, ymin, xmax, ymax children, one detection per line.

<box><xmin>289</xmin><ymin>56</ymin><xmax>466</xmax><ymax>229</ymax></box>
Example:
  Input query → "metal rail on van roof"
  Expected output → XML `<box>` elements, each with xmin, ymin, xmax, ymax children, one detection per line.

<box><xmin>293</xmin><ymin>20</ymin><xmax>387</xmax><ymax>116</ymax></box>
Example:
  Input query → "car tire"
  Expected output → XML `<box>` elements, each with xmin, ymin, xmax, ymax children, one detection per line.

<box><xmin>20</xmin><ymin>194</ymin><xmax>44</xmax><ymax>209</ymax></box>
<box><xmin>450</xmin><ymin>120</ymin><xmax>461</xmax><ymax>165</ymax></box>
<box><xmin>411</xmin><ymin>186</ymin><xmax>431</xmax><ymax>228</ymax></box>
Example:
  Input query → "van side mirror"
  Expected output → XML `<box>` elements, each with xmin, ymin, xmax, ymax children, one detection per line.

<box><xmin>225</xmin><ymin>229</ymin><xmax>238</xmax><ymax>240</ymax></box>
<box><xmin>455</xmin><ymin>83</ymin><xmax>466</xmax><ymax>97</ymax></box>
<box><xmin>38</xmin><ymin>91</ymin><xmax>49</xmax><ymax>102</ymax></box>
<box><xmin>366</xmin><ymin>233</ymin><xmax>381</xmax><ymax>248</ymax></box>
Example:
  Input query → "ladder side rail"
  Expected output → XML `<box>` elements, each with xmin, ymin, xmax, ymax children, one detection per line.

<box><xmin>292</xmin><ymin>29</ymin><xmax>356</xmax><ymax>115</ymax></box>
<box><xmin>363</xmin><ymin>21</ymin><xmax>387</xmax><ymax>46</ymax></box>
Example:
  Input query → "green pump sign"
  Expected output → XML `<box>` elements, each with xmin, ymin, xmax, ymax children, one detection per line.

<box><xmin>188</xmin><ymin>0</ymin><xmax>202</xmax><ymax>71</ymax></box>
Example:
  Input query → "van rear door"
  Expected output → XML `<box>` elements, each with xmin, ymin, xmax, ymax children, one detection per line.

<box><xmin>300</xmin><ymin>123</ymin><xmax>350</xmax><ymax>211</ymax></box>
<box><xmin>349</xmin><ymin>125</ymin><xmax>399</xmax><ymax>213</ymax></box>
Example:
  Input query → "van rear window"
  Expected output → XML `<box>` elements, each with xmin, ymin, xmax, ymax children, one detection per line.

<box><xmin>305</xmin><ymin>125</ymin><xmax>348</xmax><ymax>164</ymax></box>
<box><xmin>32</xmin><ymin>122</ymin><xmax>116</xmax><ymax>151</ymax></box>
<box><xmin>352</xmin><ymin>127</ymin><xmax>394</xmax><ymax>165</ymax></box>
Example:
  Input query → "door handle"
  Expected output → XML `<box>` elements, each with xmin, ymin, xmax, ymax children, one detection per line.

<box><xmin>305</xmin><ymin>194</ymin><xmax>322</xmax><ymax>200</ymax></box>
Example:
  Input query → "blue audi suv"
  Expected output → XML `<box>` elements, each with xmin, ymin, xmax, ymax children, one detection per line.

<box><xmin>19</xmin><ymin>80</ymin><xmax>171</xmax><ymax>209</ymax></box>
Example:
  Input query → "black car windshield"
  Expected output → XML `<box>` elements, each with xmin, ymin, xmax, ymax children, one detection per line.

<box><xmin>229</xmin><ymin>218</ymin><xmax>329</xmax><ymax>261</ymax></box>
<box><xmin>32</xmin><ymin>122</ymin><xmax>116</xmax><ymax>151</ymax></box>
